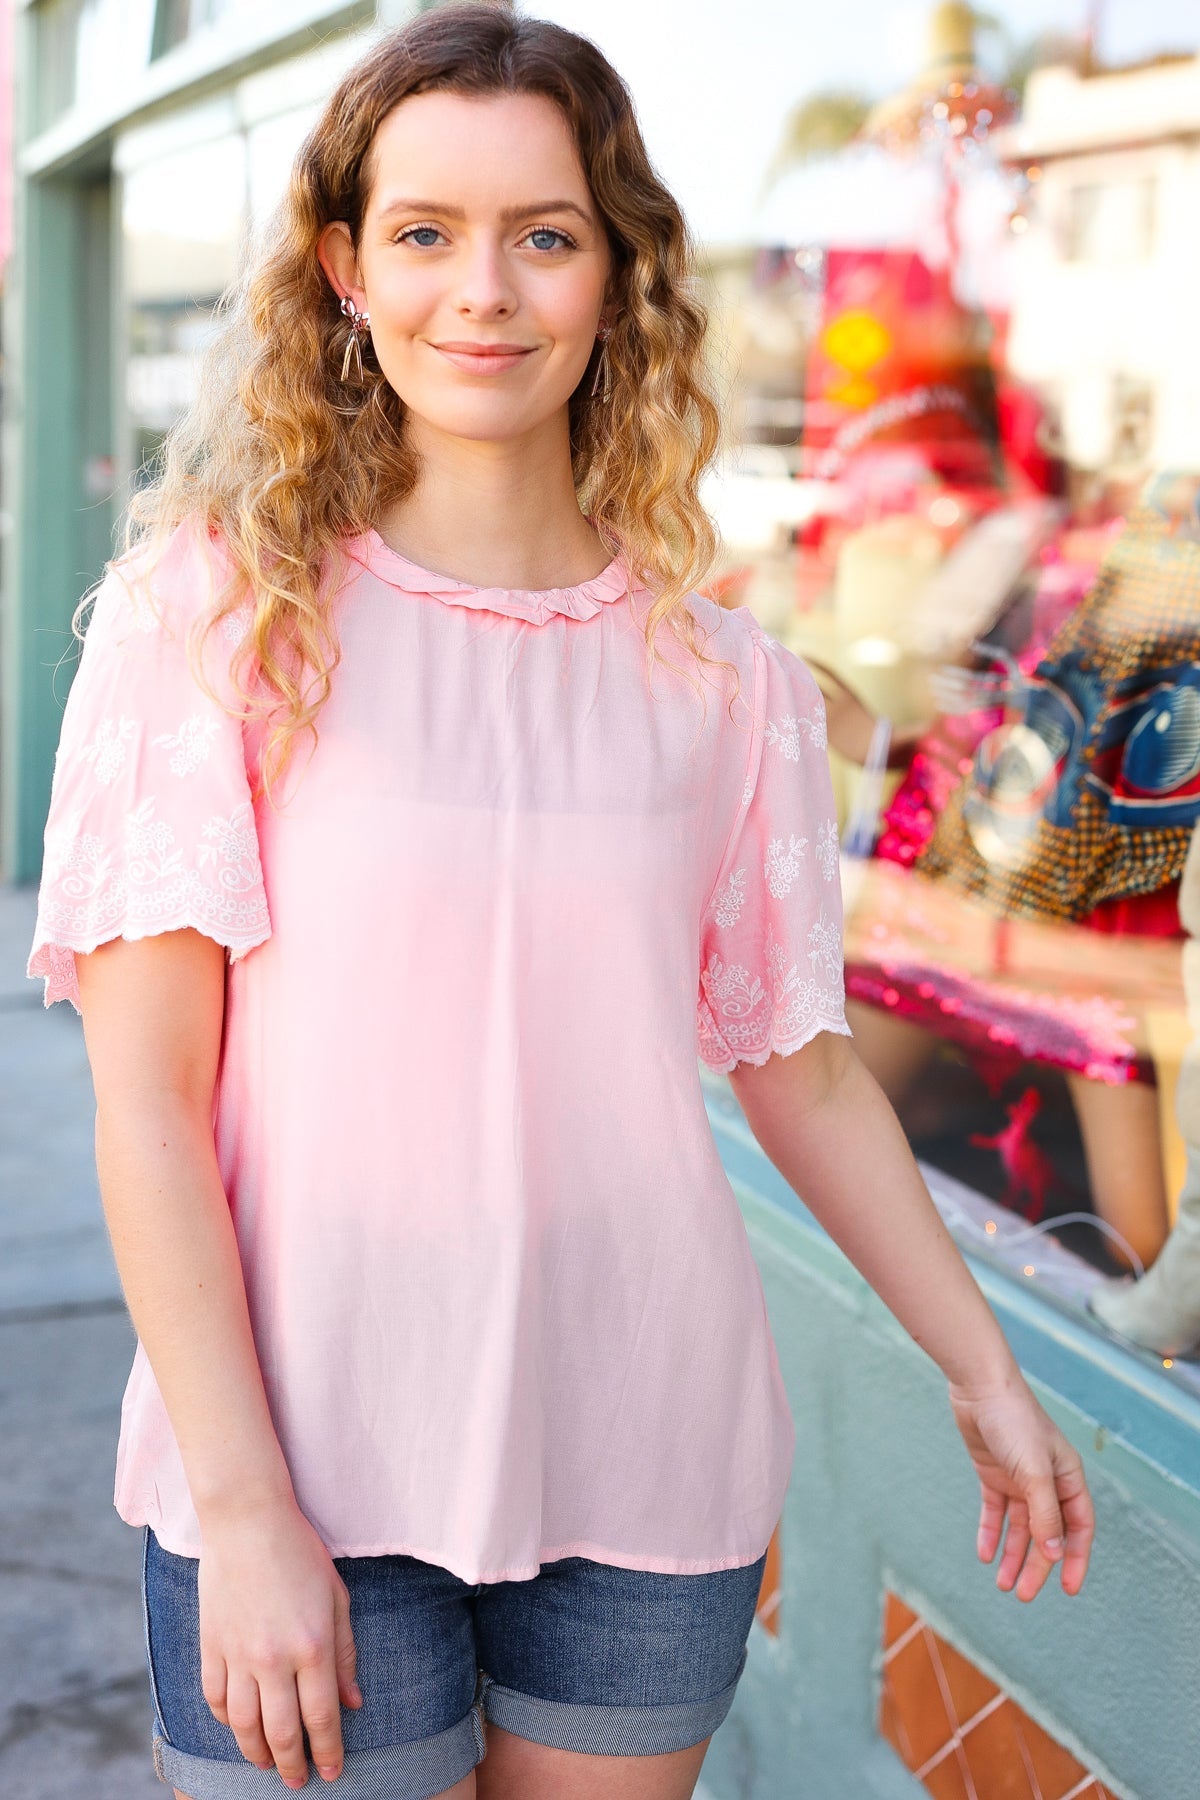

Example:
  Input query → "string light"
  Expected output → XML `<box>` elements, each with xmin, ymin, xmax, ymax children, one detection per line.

<box><xmin>938</xmin><ymin>1204</ymin><xmax>1147</xmax><ymax>1280</ymax></box>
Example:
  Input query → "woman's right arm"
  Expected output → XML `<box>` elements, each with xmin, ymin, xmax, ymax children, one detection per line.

<box><xmin>76</xmin><ymin>928</ymin><xmax>362</xmax><ymax>1790</ymax></box>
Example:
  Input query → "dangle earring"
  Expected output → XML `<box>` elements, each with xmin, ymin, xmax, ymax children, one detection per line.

<box><xmin>340</xmin><ymin>295</ymin><xmax>371</xmax><ymax>384</ymax></box>
<box><xmin>590</xmin><ymin>318</ymin><xmax>613</xmax><ymax>402</ymax></box>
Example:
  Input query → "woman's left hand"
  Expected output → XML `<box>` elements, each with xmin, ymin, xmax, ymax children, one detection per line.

<box><xmin>947</xmin><ymin>1371</ymin><xmax>1095</xmax><ymax>1602</ymax></box>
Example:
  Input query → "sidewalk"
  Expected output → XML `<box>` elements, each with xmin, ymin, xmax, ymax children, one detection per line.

<box><xmin>0</xmin><ymin>884</ymin><xmax>160</xmax><ymax>1799</ymax></box>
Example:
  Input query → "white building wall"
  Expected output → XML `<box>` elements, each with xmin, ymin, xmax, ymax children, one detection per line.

<box><xmin>1003</xmin><ymin>62</ymin><xmax>1200</xmax><ymax>475</ymax></box>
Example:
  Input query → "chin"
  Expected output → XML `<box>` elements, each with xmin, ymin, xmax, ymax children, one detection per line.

<box><xmin>402</xmin><ymin>396</ymin><xmax>565</xmax><ymax>444</ymax></box>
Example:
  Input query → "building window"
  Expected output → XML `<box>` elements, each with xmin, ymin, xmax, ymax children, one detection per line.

<box><xmin>1063</xmin><ymin>178</ymin><xmax>1156</xmax><ymax>264</ymax></box>
<box><xmin>35</xmin><ymin>0</ymin><xmax>155</xmax><ymax>129</ymax></box>
<box><xmin>121</xmin><ymin>131</ymin><xmax>248</xmax><ymax>478</ymax></box>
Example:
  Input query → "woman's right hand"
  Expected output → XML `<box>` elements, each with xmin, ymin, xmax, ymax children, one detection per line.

<box><xmin>197</xmin><ymin>1500</ymin><xmax>363</xmax><ymax>1788</ymax></box>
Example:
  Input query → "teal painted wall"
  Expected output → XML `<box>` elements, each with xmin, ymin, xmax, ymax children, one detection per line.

<box><xmin>702</xmin><ymin>1078</ymin><xmax>1200</xmax><ymax>1800</ymax></box>
<box><xmin>2</xmin><ymin>0</ymin><xmax>116</xmax><ymax>885</ymax></box>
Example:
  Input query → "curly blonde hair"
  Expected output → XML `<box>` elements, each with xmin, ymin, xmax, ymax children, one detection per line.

<box><xmin>120</xmin><ymin>2</ymin><xmax>737</xmax><ymax>796</ymax></box>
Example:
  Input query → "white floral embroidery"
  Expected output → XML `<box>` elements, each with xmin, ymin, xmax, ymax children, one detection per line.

<box><xmin>152</xmin><ymin>715</ymin><xmax>220</xmax><ymax>777</ymax></box>
<box><xmin>764</xmin><ymin>716</ymin><xmax>802</xmax><ymax>762</ymax></box>
<box><xmin>807</xmin><ymin>908</ymin><xmax>843</xmax><ymax>984</ymax></box>
<box><xmin>741</xmin><ymin>777</ymin><xmax>755</xmax><ymax>807</ymax></box>
<box><xmin>125</xmin><ymin>588</ymin><xmax>161</xmax><ymax>634</ymax></box>
<box><xmin>700</xmin><ymin>955</ymin><xmax>767</xmax><ymax>1023</ymax></box>
<box><xmin>698</xmin><ymin>918</ymin><xmax>847</xmax><ymax>1070</ymax></box>
<box><xmin>712</xmin><ymin>867</ymin><xmax>747</xmax><ymax>928</ymax></box>
<box><xmin>801</xmin><ymin>709</ymin><xmax>828</xmax><ymax>751</ymax></box>
<box><xmin>125</xmin><ymin>798</ymin><xmax>183</xmax><ymax>881</ymax></box>
<box><xmin>816</xmin><ymin>820</ymin><xmax>839</xmax><ymax>882</ymax></box>
<box><xmin>30</xmin><ymin>792</ymin><xmax>271</xmax><ymax>1010</ymax></box>
<box><xmin>221</xmin><ymin>605</ymin><xmax>253</xmax><ymax>645</ymax></box>
<box><xmin>79</xmin><ymin>718</ymin><xmax>135</xmax><ymax>786</ymax></box>
<box><xmin>764</xmin><ymin>833</ymin><xmax>808</xmax><ymax>898</ymax></box>
<box><xmin>42</xmin><ymin>810</ymin><xmax>110</xmax><ymax>900</ymax></box>
<box><xmin>764</xmin><ymin>709</ymin><xmax>827</xmax><ymax>759</ymax></box>
<box><xmin>199</xmin><ymin>805</ymin><xmax>263</xmax><ymax>892</ymax></box>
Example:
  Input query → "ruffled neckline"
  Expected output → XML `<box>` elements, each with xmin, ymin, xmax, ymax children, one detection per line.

<box><xmin>352</xmin><ymin>528</ymin><xmax>635</xmax><ymax>625</ymax></box>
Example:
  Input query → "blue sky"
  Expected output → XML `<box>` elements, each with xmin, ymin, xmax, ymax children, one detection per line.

<box><xmin>521</xmin><ymin>1</ymin><xmax>1199</xmax><ymax>245</ymax></box>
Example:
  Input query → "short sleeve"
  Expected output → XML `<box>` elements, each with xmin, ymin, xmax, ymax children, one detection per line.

<box><xmin>697</xmin><ymin>622</ymin><xmax>852</xmax><ymax>1073</ymax></box>
<box><xmin>26</xmin><ymin>524</ymin><xmax>271</xmax><ymax>1010</ymax></box>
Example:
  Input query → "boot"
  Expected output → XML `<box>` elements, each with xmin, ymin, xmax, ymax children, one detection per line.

<box><xmin>1087</xmin><ymin>1145</ymin><xmax>1200</xmax><ymax>1356</ymax></box>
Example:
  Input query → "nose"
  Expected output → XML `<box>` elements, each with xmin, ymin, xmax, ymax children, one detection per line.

<box><xmin>452</xmin><ymin>233</ymin><xmax>518</xmax><ymax>319</ymax></box>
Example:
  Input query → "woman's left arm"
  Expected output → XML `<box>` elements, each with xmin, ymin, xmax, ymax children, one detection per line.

<box><xmin>728</xmin><ymin>1030</ymin><xmax>1096</xmax><ymax>1604</ymax></box>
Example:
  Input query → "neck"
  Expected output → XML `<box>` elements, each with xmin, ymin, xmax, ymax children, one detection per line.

<box><xmin>376</xmin><ymin>412</ymin><xmax>612</xmax><ymax>590</ymax></box>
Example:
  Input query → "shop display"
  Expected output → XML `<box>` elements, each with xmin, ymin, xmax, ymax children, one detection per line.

<box><xmin>1089</xmin><ymin>821</ymin><xmax>1200</xmax><ymax>1356</ymax></box>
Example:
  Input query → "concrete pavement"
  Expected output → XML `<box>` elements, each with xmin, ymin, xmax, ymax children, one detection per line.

<box><xmin>0</xmin><ymin>882</ymin><xmax>161</xmax><ymax>1798</ymax></box>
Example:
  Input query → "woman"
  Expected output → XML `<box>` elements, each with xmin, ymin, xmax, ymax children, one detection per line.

<box><xmin>27</xmin><ymin>9</ymin><xmax>1094</xmax><ymax>1799</ymax></box>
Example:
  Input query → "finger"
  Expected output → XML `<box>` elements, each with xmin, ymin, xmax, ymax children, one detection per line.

<box><xmin>200</xmin><ymin>1651</ymin><xmax>229</xmax><ymax>1728</ymax></box>
<box><xmin>333</xmin><ymin>1589</ymin><xmax>363</xmax><ymax>1711</ymax></box>
<box><xmin>296</xmin><ymin>1659</ymin><xmax>346</xmax><ymax>1785</ymax></box>
<box><xmin>1014</xmin><ymin>1538</ymin><xmax>1056</xmax><ymax>1604</ymax></box>
<box><xmin>259</xmin><ymin>1673</ymin><xmax>310</xmax><ymax>1790</ymax></box>
<box><xmin>995</xmin><ymin>1502</ymin><xmax>1031</xmax><ymax>1593</ymax></box>
<box><xmin>1056</xmin><ymin>1460</ymin><xmax>1097</xmax><ymax>1595</ymax></box>
<box><xmin>1024</xmin><ymin>1465</ymin><xmax>1068</xmax><ymax>1566</ymax></box>
<box><xmin>976</xmin><ymin>1488</ymin><xmax>1007</xmax><ymax>1563</ymax></box>
<box><xmin>225</xmin><ymin>1672</ymin><xmax>274</xmax><ymax>1773</ymax></box>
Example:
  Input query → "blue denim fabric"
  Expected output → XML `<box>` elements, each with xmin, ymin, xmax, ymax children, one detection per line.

<box><xmin>140</xmin><ymin>1525</ymin><xmax>768</xmax><ymax>1798</ymax></box>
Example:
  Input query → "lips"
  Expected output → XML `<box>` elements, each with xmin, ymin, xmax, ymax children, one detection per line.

<box><xmin>430</xmin><ymin>342</ymin><xmax>536</xmax><ymax>375</ymax></box>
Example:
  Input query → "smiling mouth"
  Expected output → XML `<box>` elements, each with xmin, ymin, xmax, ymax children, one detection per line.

<box><xmin>430</xmin><ymin>343</ymin><xmax>537</xmax><ymax>373</ymax></box>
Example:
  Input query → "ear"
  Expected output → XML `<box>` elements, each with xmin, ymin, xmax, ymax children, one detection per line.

<box><xmin>317</xmin><ymin>220</ymin><xmax>367</xmax><ymax>311</ymax></box>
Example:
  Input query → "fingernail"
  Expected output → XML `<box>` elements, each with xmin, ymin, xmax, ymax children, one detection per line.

<box><xmin>1045</xmin><ymin>1537</ymin><xmax>1064</xmax><ymax>1554</ymax></box>
<box><xmin>350</xmin><ymin>1682</ymin><xmax>363</xmax><ymax>1705</ymax></box>
<box><xmin>318</xmin><ymin>1769</ymin><xmax>339</xmax><ymax>1782</ymax></box>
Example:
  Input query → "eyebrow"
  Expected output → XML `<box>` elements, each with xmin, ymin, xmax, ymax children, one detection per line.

<box><xmin>376</xmin><ymin>197</ymin><xmax>593</xmax><ymax>227</ymax></box>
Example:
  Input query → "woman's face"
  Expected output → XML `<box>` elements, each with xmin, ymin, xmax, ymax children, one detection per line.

<box><xmin>318</xmin><ymin>90</ymin><xmax>615</xmax><ymax>447</ymax></box>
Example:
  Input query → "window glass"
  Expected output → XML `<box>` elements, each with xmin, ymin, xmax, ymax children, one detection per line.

<box><xmin>681</xmin><ymin>5</ymin><xmax>1200</xmax><ymax>1374</ymax></box>
<box><xmin>121</xmin><ymin>132</ymin><xmax>247</xmax><ymax>476</ymax></box>
<box><xmin>35</xmin><ymin>0</ymin><xmax>155</xmax><ymax>128</ymax></box>
<box><xmin>153</xmin><ymin>0</ymin><xmax>281</xmax><ymax>57</ymax></box>
<box><xmin>1064</xmin><ymin>177</ymin><xmax>1156</xmax><ymax>262</ymax></box>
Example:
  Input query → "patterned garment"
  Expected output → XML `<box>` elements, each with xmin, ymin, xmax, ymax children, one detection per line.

<box><xmin>917</xmin><ymin>475</ymin><xmax>1200</xmax><ymax>924</ymax></box>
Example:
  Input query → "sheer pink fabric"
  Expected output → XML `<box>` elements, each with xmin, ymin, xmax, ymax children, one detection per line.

<box><xmin>28</xmin><ymin>521</ymin><xmax>849</xmax><ymax>1581</ymax></box>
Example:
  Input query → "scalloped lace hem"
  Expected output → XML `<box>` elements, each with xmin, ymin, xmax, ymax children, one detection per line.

<box><xmin>699</xmin><ymin>1012</ymin><xmax>854</xmax><ymax>1075</ymax></box>
<box><xmin>28</xmin><ymin>919</ymin><xmax>272</xmax><ymax>1012</ymax></box>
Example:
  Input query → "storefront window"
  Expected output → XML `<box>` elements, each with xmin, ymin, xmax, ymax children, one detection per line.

<box><xmin>696</xmin><ymin>0</ymin><xmax>1200</xmax><ymax>1381</ymax></box>
<box><xmin>119</xmin><ymin>81</ymin><xmax>321</xmax><ymax>478</ymax></box>
<box><xmin>1064</xmin><ymin>176</ymin><xmax>1157</xmax><ymax>262</ymax></box>
<box><xmin>35</xmin><ymin>0</ymin><xmax>155</xmax><ymax>129</ymax></box>
<box><xmin>121</xmin><ymin>130</ymin><xmax>247</xmax><ymax>476</ymax></box>
<box><xmin>152</xmin><ymin>0</ymin><xmax>286</xmax><ymax>58</ymax></box>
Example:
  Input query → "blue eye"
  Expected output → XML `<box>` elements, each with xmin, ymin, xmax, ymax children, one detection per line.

<box><xmin>397</xmin><ymin>225</ymin><xmax>442</xmax><ymax>247</ymax></box>
<box><xmin>526</xmin><ymin>227</ymin><xmax>574</xmax><ymax>251</ymax></box>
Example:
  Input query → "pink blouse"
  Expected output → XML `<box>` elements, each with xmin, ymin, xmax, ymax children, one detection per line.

<box><xmin>28</xmin><ymin>521</ymin><xmax>850</xmax><ymax>1581</ymax></box>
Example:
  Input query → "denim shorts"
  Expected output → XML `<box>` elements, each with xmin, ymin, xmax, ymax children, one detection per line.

<box><xmin>140</xmin><ymin>1525</ymin><xmax>769</xmax><ymax>1798</ymax></box>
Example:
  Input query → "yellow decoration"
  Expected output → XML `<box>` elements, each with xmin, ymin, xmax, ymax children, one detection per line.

<box><xmin>821</xmin><ymin>309</ymin><xmax>893</xmax><ymax>374</ymax></box>
<box><xmin>824</xmin><ymin>375</ymin><xmax>879</xmax><ymax>410</ymax></box>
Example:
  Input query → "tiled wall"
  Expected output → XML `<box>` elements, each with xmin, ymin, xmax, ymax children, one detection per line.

<box><xmin>878</xmin><ymin>1592</ymin><xmax>1115</xmax><ymax>1800</ymax></box>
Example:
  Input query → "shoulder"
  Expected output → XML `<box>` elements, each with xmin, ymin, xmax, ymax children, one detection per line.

<box><xmin>679</xmin><ymin>592</ymin><xmax>824</xmax><ymax>714</ymax></box>
<box><xmin>99</xmin><ymin>518</ymin><xmax>240</xmax><ymax>641</ymax></box>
